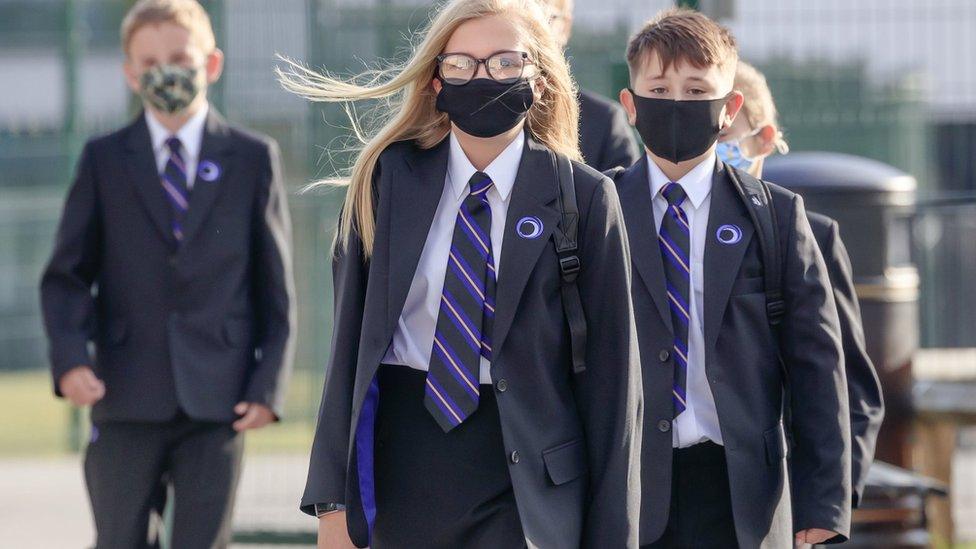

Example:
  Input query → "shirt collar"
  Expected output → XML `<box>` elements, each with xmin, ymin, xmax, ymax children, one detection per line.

<box><xmin>447</xmin><ymin>129</ymin><xmax>524</xmax><ymax>202</ymax></box>
<box><xmin>646</xmin><ymin>150</ymin><xmax>715</xmax><ymax>210</ymax></box>
<box><xmin>145</xmin><ymin>102</ymin><xmax>210</xmax><ymax>158</ymax></box>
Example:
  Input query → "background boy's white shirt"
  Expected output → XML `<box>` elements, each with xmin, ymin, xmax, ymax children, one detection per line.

<box><xmin>382</xmin><ymin>130</ymin><xmax>523</xmax><ymax>384</ymax></box>
<box><xmin>646</xmin><ymin>152</ymin><xmax>724</xmax><ymax>448</ymax></box>
<box><xmin>145</xmin><ymin>103</ymin><xmax>209</xmax><ymax>190</ymax></box>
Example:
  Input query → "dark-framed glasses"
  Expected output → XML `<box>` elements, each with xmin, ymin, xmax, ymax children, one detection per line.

<box><xmin>436</xmin><ymin>50</ymin><xmax>533</xmax><ymax>85</ymax></box>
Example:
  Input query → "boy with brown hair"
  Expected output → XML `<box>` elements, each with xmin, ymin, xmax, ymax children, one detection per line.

<box><xmin>40</xmin><ymin>1</ymin><xmax>295</xmax><ymax>546</ymax></box>
<box><xmin>610</xmin><ymin>8</ymin><xmax>851</xmax><ymax>547</ymax></box>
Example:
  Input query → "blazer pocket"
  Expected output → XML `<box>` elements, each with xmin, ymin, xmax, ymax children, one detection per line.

<box><xmin>732</xmin><ymin>276</ymin><xmax>764</xmax><ymax>296</ymax></box>
<box><xmin>542</xmin><ymin>438</ymin><xmax>586</xmax><ymax>486</ymax></box>
<box><xmin>763</xmin><ymin>422</ymin><xmax>788</xmax><ymax>466</ymax></box>
<box><xmin>222</xmin><ymin>317</ymin><xmax>252</xmax><ymax>348</ymax></box>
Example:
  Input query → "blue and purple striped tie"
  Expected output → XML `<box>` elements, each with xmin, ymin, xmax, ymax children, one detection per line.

<box><xmin>160</xmin><ymin>137</ymin><xmax>190</xmax><ymax>243</ymax></box>
<box><xmin>425</xmin><ymin>172</ymin><xmax>497</xmax><ymax>432</ymax></box>
<box><xmin>659</xmin><ymin>182</ymin><xmax>690</xmax><ymax>417</ymax></box>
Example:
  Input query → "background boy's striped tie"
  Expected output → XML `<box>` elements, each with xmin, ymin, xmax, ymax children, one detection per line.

<box><xmin>425</xmin><ymin>172</ymin><xmax>497</xmax><ymax>432</ymax></box>
<box><xmin>659</xmin><ymin>182</ymin><xmax>690</xmax><ymax>417</ymax></box>
<box><xmin>160</xmin><ymin>136</ymin><xmax>190</xmax><ymax>242</ymax></box>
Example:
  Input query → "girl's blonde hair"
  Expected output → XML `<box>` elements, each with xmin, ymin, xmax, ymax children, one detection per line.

<box><xmin>734</xmin><ymin>61</ymin><xmax>789</xmax><ymax>154</ymax></box>
<box><xmin>277</xmin><ymin>0</ymin><xmax>581</xmax><ymax>258</ymax></box>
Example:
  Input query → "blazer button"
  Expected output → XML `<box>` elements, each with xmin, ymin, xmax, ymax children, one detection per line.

<box><xmin>657</xmin><ymin>419</ymin><xmax>671</xmax><ymax>432</ymax></box>
<box><xmin>659</xmin><ymin>349</ymin><xmax>670</xmax><ymax>362</ymax></box>
<box><xmin>496</xmin><ymin>379</ymin><xmax>508</xmax><ymax>393</ymax></box>
<box><xmin>510</xmin><ymin>450</ymin><xmax>520</xmax><ymax>464</ymax></box>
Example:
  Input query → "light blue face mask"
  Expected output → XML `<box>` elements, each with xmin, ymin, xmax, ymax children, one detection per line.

<box><xmin>716</xmin><ymin>139</ymin><xmax>755</xmax><ymax>172</ymax></box>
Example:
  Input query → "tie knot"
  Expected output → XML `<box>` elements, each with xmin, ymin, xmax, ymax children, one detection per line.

<box><xmin>469</xmin><ymin>172</ymin><xmax>494</xmax><ymax>196</ymax></box>
<box><xmin>662</xmin><ymin>182</ymin><xmax>687</xmax><ymax>206</ymax></box>
<box><xmin>165</xmin><ymin>137</ymin><xmax>183</xmax><ymax>155</ymax></box>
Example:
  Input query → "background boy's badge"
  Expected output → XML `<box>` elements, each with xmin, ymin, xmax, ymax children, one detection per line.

<box><xmin>716</xmin><ymin>224</ymin><xmax>743</xmax><ymax>245</ymax></box>
<box><xmin>516</xmin><ymin>216</ymin><xmax>544</xmax><ymax>239</ymax></box>
<box><xmin>198</xmin><ymin>160</ymin><xmax>221</xmax><ymax>182</ymax></box>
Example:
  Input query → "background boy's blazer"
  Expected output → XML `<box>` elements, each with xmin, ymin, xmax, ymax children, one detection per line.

<box><xmin>40</xmin><ymin>110</ymin><xmax>295</xmax><ymax>422</ymax></box>
<box><xmin>301</xmin><ymin>136</ymin><xmax>643</xmax><ymax>548</ymax></box>
<box><xmin>613</xmin><ymin>156</ymin><xmax>852</xmax><ymax>548</ymax></box>
<box><xmin>806</xmin><ymin>211</ymin><xmax>885</xmax><ymax>507</ymax></box>
<box><xmin>578</xmin><ymin>90</ymin><xmax>641</xmax><ymax>172</ymax></box>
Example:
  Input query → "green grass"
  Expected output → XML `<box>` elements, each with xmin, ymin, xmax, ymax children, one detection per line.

<box><xmin>0</xmin><ymin>369</ymin><xmax>322</xmax><ymax>456</ymax></box>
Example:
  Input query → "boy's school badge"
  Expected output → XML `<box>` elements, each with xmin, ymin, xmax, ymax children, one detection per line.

<box><xmin>516</xmin><ymin>216</ymin><xmax>544</xmax><ymax>239</ymax></box>
<box><xmin>751</xmin><ymin>195</ymin><xmax>763</xmax><ymax>207</ymax></box>
<box><xmin>716</xmin><ymin>224</ymin><xmax>743</xmax><ymax>245</ymax></box>
<box><xmin>198</xmin><ymin>160</ymin><xmax>221</xmax><ymax>183</ymax></box>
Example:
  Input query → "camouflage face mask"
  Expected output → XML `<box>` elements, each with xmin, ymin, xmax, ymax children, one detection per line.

<box><xmin>139</xmin><ymin>64</ymin><xmax>205</xmax><ymax>114</ymax></box>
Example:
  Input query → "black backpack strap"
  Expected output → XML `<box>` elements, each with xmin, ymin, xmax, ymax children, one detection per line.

<box><xmin>725</xmin><ymin>165</ymin><xmax>785</xmax><ymax>326</ymax></box>
<box><xmin>549</xmin><ymin>151</ymin><xmax>587</xmax><ymax>374</ymax></box>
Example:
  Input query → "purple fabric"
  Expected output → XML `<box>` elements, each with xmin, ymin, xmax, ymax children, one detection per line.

<box><xmin>355</xmin><ymin>375</ymin><xmax>380</xmax><ymax>543</ymax></box>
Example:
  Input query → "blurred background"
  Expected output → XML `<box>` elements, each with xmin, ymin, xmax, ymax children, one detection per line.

<box><xmin>1</xmin><ymin>0</ymin><xmax>974</xmax><ymax>547</ymax></box>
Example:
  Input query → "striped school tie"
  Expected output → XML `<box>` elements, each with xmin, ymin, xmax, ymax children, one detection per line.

<box><xmin>659</xmin><ymin>182</ymin><xmax>691</xmax><ymax>417</ymax></box>
<box><xmin>160</xmin><ymin>136</ymin><xmax>190</xmax><ymax>243</ymax></box>
<box><xmin>425</xmin><ymin>172</ymin><xmax>497</xmax><ymax>432</ymax></box>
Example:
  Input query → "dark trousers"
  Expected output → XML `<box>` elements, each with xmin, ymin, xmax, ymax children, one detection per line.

<box><xmin>84</xmin><ymin>412</ymin><xmax>243</xmax><ymax>549</ymax></box>
<box><xmin>644</xmin><ymin>441</ymin><xmax>738</xmax><ymax>549</ymax></box>
<box><xmin>371</xmin><ymin>365</ymin><xmax>525</xmax><ymax>549</ymax></box>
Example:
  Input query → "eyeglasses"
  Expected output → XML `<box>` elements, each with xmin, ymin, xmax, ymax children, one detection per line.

<box><xmin>435</xmin><ymin>50</ymin><xmax>534</xmax><ymax>85</ymax></box>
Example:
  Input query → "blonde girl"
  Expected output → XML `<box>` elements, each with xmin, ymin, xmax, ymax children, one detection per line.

<box><xmin>281</xmin><ymin>0</ymin><xmax>642</xmax><ymax>547</ymax></box>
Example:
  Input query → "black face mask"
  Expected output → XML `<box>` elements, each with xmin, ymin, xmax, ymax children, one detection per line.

<box><xmin>630</xmin><ymin>90</ymin><xmax>731</xmax><ymax>163</ymax></box>
<box><xmin>436</xmin><ymin>78</ymin><xmax>535</xmax><ymax>138</ymax></box>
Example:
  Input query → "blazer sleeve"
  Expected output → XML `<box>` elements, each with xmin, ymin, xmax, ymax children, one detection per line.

<box><xmin>300</xmin><ymin>207</ymin><xmax>370</xmax><ymax>516</ymax></box>
<box><xmin>40</xmin><ymin>142</ymin><xmax>101</xmax><ymax>396</ymax></box>
<box><xmin>780</xmin><ymin>196</ymin><xmax>853</xmax><ymax>541</ymax></box>
<box><xmin>600</xmin><ymin>105</ymin><xmax>641</xmax><ymax>172</ymax></box>
<box><xmin>573</xmin><ymin>175</ymin><xmax>643</xmax><ymax>548</ymax></box>
<box><xmin>245</xmin><ymin>139</ymin><xmax>296</xmax><ymax>417</ymax></box>
<box><xmin>821</xmin><ymin>220</ymin><xmax>884</xmax><ymax>508</ymax></box>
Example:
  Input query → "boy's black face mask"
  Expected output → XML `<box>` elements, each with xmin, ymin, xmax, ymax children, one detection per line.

<box><xmin>630</xmin><ymin>90</ymin><xmax>731</xmax><ymax>163</ymax></box>
<box><xmin>436</xmin><ymin>78</ymin><xmax>535</xmax><ymax>138</ymax></box>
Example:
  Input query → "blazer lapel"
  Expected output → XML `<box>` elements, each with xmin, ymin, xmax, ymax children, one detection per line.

<box><xmin>180</xmin><ymin>109</ymin><xmax>235</xmax><ymax>245</ymax></box>
<box><xmin>703</xmin><ymin>161</ymin><xmax>755</xmax><ymax>355</ymax></box>
<box><xmin>617</xmin><ymin>155</ymin><xmax>673</xmax><ymax>333</ymax></box>
<box><xmin>490</xmin><ymin>137</ymin><xmax>561</xmax><ymax>361</ymax></box>
<box><xmin>385</xmin><ymin>139</ymin><xmax>451</xmax><ymax>335</ymax></box>
<box><xmin>123</xmin><ymin>115</ymin><xmax>176</xmax><ymax>245</ymax></box>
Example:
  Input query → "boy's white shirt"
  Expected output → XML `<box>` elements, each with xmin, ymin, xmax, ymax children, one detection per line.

<box><xmin>646</xmin><ymin>151</ymin><xmax>725</xmax><ymax>448</ymax></box>
<box><xmin>145</xmin><ymin>102</ymin><xmax>209</xmax><ymax>190</ymax></box>
<box><xmin>382</xmin><ymin>130</ymin><xmax>523</xmax><ymax>384</ymax></box>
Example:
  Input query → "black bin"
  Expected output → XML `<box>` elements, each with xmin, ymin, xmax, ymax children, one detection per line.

<box><xmin>764</xmin><ymin>152</ymin><xmax>919</xmax><ymax>467</ymax></box>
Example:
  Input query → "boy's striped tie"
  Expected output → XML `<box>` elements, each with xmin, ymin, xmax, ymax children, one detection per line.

<box><xmin>425</xmin><ymin>172</ymin><xmax>497</xmax><ymax>432</ymax></box>
<box><xmin>160</xmin><ymin>137</ymin><xmax>190</xmax><ymax>242</ymax></box>
<box><xmin>659</xmin><ymin>182</ymin><xmax>690</xmax><ymax>417</ymax></box>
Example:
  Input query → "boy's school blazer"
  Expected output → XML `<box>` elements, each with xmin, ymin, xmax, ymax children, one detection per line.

<box><xmin>301</xmin><ymin>135</ymin><xmax>643</xmax><ymax>548</ymax></box>
<box><xmin>611</xmin><ymin>156</ymin><xmax>852</xmax><ymax>548</ymax></box>
<box><xmin>40</xmin><ymin>109</ymin><xmax>295</xmax><ymax>422</ymax></box>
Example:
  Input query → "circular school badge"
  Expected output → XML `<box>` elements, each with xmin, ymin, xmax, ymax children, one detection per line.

<box><xmin>516</xmin><ymin>216</ymin><xmax>544</xmax><ymax>239</ymax></box>
<box><xmin>716</xmin><ymin>224</ymin><xmax>743</xmax><ymax>245</ymax></box>
<box><xmin>198</xmin><ymin>160</ymin><xmax>221</xmax><ymax>182</ymax></box>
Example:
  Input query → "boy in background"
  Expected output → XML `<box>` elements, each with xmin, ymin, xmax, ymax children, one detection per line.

<box><xmin>40</xmin><ymin>1</ymin><xmax>295</xmax><ymax>546</ymax></box>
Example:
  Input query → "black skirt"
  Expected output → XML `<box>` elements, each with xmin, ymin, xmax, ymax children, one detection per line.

<box><xmin>371</xmin><ymin>364</ymin><xmax>525</xmax><ymax>548</ymax></box>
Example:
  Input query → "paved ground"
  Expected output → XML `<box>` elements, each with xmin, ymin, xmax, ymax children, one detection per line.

<box><xmin>2</xmin><ymin>444</ymin><xmax>975</xmax><ymax>548</ymax></box>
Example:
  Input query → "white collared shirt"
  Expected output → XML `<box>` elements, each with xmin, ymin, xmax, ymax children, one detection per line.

<box><xmin>381</xmin><ymin>130</ymin><xmax>524</xmax><ymax>384</ymax></box>
<box><xmin>647</xmin><ymin>152</ymin><xmax>724</xmax><ymax>448</ymax></box>
<box><xmin>145</xmin><ymin>103</ymin><xmax>209</xmax><ymax>190</ymax></box>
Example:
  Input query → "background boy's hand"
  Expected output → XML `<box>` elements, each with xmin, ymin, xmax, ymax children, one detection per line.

<box><xmin>232</xmin><ymin>402</ymin><xmax>276</xmax><ymax>431</ymax></box>
<box><xmin>318</xmin><ymin>511</ymin><xmax>356</xmax><ymax>549</ymax></box>
<box><xmin>795</xmin><ymin>528</ymin><xmax>837</xmax><ymax>545</ymax></box>
<box><xmin>58</xmin><ymin>366</ymin><xmax>105</xmax><ymax>407</ymax></box>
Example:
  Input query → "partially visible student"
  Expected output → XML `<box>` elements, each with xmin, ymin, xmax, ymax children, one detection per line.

<box><xmin>279</xmin><ymin>0</ymin><xmax>642</xmax><ymax>546</ymax></box>
<box><xmin>39</xmin><ymin>1</ymin><xmax>295</xmax><ymax>547</ymax></box>
<box><xmin>719</xmin><ymin>60</ymin><xmax>885</xmax><ymax>510</ymax></box>
<box><xmin>543</xmin><ymin>0</ymin><xmax>640</xmax><ymax>171</ymax></box>
<box><xmin>611</xmin><ymin>9</ymin><xmax>852</xmax><ymax>548</ymax></box>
